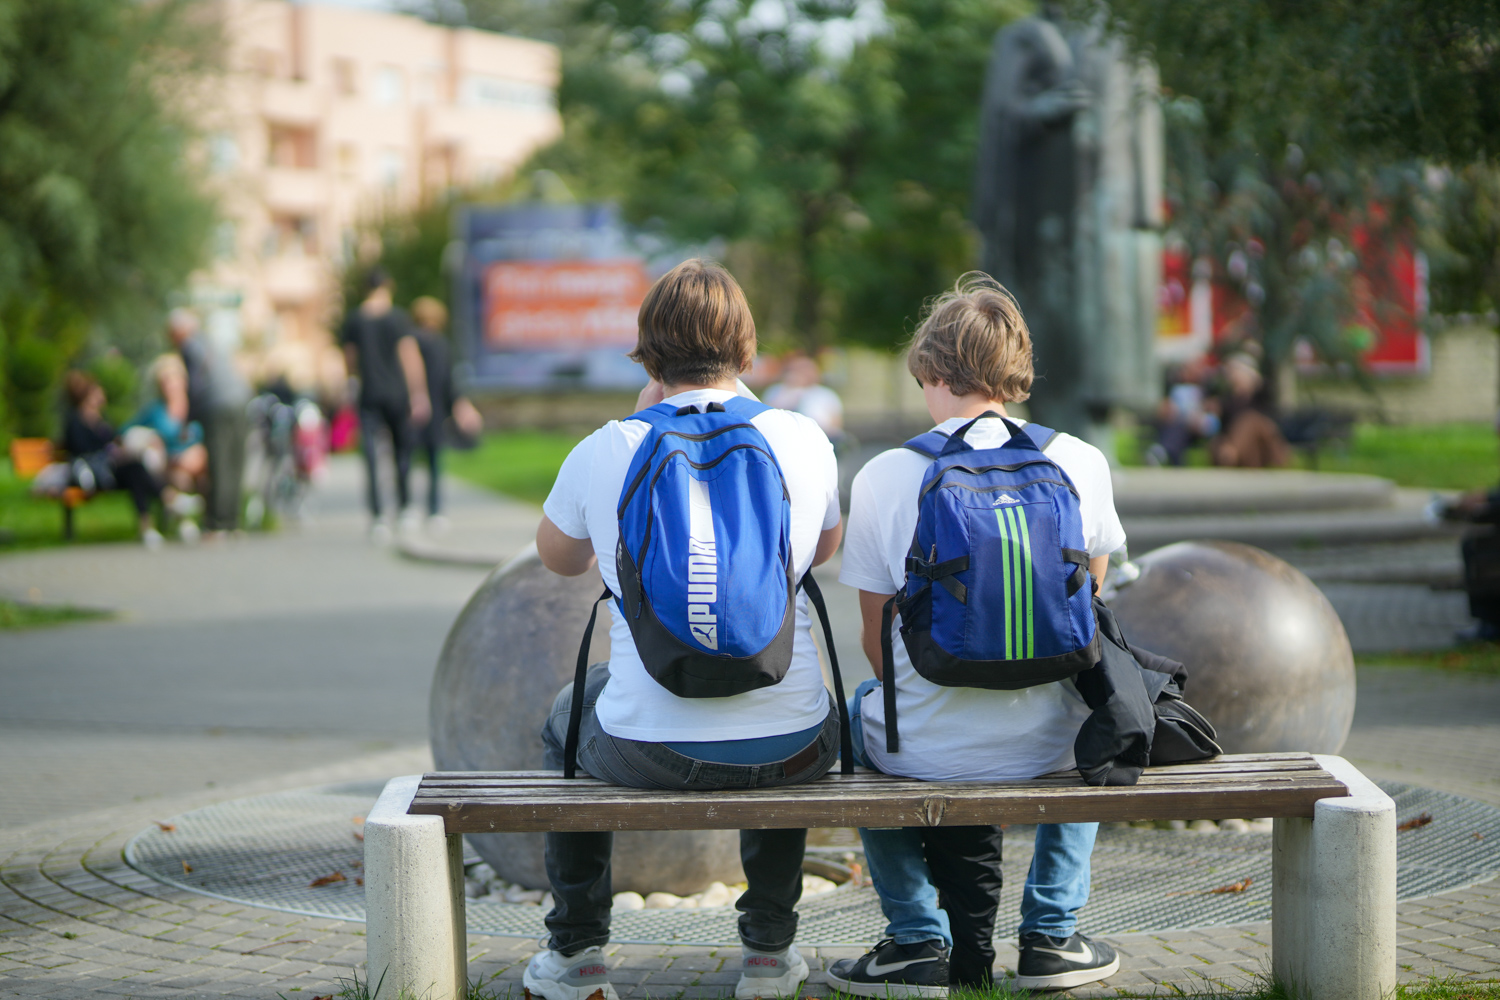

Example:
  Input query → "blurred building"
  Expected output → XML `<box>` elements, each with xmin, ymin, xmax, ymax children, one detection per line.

<box><xmin>192</xmin><ymin>0</ymin><xmax>561</xmax><ymax>393</ymax></box>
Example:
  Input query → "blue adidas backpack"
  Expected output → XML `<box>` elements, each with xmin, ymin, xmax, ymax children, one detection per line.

<box><xmin>563</xmin><ymin>396</ymin><xmax>853</xmax><ymax>776</ymax></box>
<box><xmin>879</xmin><ymin>412</ymin><xmax>1102</xmax><ymax>752</ymax></box>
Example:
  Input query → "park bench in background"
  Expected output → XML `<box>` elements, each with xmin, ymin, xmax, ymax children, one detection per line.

<box><xmin>365</xmin><ymin>752</ymin><xmax>1394</xmax><ymax>1000</ymax></box>
<box><xmin>8</xmin><ymin>438</ymin><xmax>95</xmax><ymax>540</ymax></box>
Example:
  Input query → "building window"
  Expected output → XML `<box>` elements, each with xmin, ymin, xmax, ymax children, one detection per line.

<box><xmin>209</xmin><ymin>133</ymin><xmax>240</xmax><ymax>174</ymax></box>
<box><xmin>374</xmin><ymin>67</ymin><xmax>405</xmax><ymax>107</ymax></box>
<box><xmin>213</xmin><ymin>222</ymin><xmax>238</xmax><ymax>260</ymax></box>
<box><xmin>269</xmin><ymin>214</ymin><xmax>318</xmax><ymax>257</ymax></box>
<box><xmin>378</xmin><ymin>149</ymin><xmax>404</xmax><ymax>190</ymax></box>
<box><xmin>336</xmin><ymin>143</ymin><xmax>359</xmax><ymax>178</ymax></box>
<box><xmin>461</xmin><ymin>74</ymin><xmax>554</xmax><ymax>112</ymax></box>
<box><xmin>332</xmin><ymin>58</ymin><xmax>358</xmax><ymax>97</ymax></box>
<box><xmin>267</xmin><ymin>124</ymin><xmax>318</xmax><ymax>169</ymax></box>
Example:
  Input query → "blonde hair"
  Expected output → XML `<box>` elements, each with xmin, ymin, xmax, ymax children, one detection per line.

<box><xmin>150</xmin><ymin>352</ymin><xmax>188</xmax><ymax>394</ymax></box>
<box><xmin>628</xmin><ymin>259</ymin><xmax>756</xmax><ymax>386</ymax></box>
<box><xmin>411</xmin><ymin>296</ymin><xmax>448</xmax><ymax>332</ymax></box>
<box><xmin>907</xmin><ymin>272</ymin><xmax>1033</xmax><ymax>402</ymax></box>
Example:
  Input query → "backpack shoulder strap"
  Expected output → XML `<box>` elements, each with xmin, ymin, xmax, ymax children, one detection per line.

<box><xmin>902</xmin><ymin>430</ymin><xmax>951</xmax><ymax>459</ymax></box>
<box><xmin>622</xmin><ymin>401</ymin><xmax>679</xmax><ymax>428</ymax></box>
<box><xmin>1021</xmin><ymin>422</ymin><xmax>1059</xmax><ymax>452</ymax></box>
<box><xmin>799</xmin><ymin>572</ymin><xmax>854</xmax><ymax>774</ymax></box>
<box><xmin>721</xmin><ymin>395</ymin><xmax>772</xmax><ymax>420</ymax></box>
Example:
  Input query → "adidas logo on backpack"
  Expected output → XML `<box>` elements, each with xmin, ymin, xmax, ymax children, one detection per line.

<box><xmin>879</xmin><ymin>412</ymin><xmax>1102</xmax><ymax>753</ymax></box>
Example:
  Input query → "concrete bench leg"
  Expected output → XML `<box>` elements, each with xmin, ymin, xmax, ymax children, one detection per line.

<box><xmin>366</xmin><ymin>775</ymin><xmax>468</xmax><ymax>1000</ymax></box>
<box><xmin>1272</xmin><ymin>755</ymin><xmax>1396</xmax><ymax>1000</ymax></box>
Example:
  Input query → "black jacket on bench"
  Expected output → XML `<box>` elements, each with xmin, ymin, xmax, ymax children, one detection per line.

<box><xmin>1071</xmin><ymin>597</ymin><xmax>1221</xmax><ymax>786</ymax></box>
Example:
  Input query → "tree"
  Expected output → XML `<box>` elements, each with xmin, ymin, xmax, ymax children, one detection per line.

<box><xmin>1088</xmin><ymin>0</ymin><xmax>1500</xmax><ymax>384</ymax></box>
<box><xmin>0</xmin><ymin>0</ymin><xmax>219</xmax><ymax>441</ymax></box>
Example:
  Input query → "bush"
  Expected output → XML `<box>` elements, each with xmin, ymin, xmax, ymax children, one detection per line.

<box><xmin>6</xmin><ymin>339</ymin><xmax>62</xmax><ymax>439</ymax></box>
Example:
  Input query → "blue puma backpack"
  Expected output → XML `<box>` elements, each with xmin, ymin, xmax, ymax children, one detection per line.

<box><xmin>563</xmin><ymin>396</ymin><xmax>853</xmax><ymax>776</ymax></box>
<box><xmin>879</xmin><ymin>412</ymin><xmax>1102</xmax><ymax>752</ymax></box>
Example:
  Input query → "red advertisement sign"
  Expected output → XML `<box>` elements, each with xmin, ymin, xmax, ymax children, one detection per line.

<box><xmin>483</xmin><ymin>259</ymin><xmax>650</xmax><ymax>348</ymax></box>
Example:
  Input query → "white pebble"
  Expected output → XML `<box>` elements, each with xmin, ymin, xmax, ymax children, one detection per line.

<box><xmin>1168</xmin><ymin>820</ymin><xmax>1187</xmax><ymax>831</ymax></box>
<box><xmin>1248</xmin><ymin>818</ymin><xmax>1275</xmax><ymax>833</ymax></box>
<box><xmin>644</xmin><ymin>892</ymin><xmax>682</xmax><ymax>909</ymax></box>
<box><xmin>504</xmin><ymin>887</ymin><xmax>545</xmax><ymax>904</ymax></box>
<box><xmin>1190</xmin><ymin>819</ymin><xmax>1219</xmax><ymax>833</ymax></box>
<box><xmin>612</xmin><ymin>892</ymin><xmax>645</xmax><ymax>912</ymax></box>
<box><xmin>698</xmin><ymin>882</ymin><xmax>733</xmax><ymax>908</ymax></box>
<box><xmin>802</xmin><ymin>874</ymin><xmax>838</xmax><ymax>896</ymax></box>
<box><xmin>539</xmin><ymin>893</ymin><xmax>553</xmax><ymax>910</ymax></box>
<box><xmin>1219</xmin><ymin>818</ymin><xmax>1251</xmax><ymax>833</ymax></box>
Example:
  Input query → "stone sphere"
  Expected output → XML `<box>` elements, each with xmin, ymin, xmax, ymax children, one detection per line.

<box><xmin>1108</xmin><ymin>540</ymin><xmax>1355</xmax><ymax>755</ymax></box>
<box><xmin>430</xmin><ymin>545</ymin><xmax>745</xmax><ymax>894</ymax></box>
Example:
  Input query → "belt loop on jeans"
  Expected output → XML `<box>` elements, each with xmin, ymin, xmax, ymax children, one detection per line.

<box><xmin>686</xmin><ymin>760</ymin><xmax>703</xmax><ymax>784</ymax></box>
<box><xmin>748</xmin><ymin>765</ymin><xmax>761</xmax><ymax>788</ymax></box>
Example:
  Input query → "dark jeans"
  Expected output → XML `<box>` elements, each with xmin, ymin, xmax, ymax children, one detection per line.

<box><xmin>358</xmin><ymin>401</ymin><xmax>412</xmax><ymax>518</ymax></box>
<box><xmin>1463</xmin><ymin>528</ymin><xmax>1500</xmax><ymax>625</ymax></box>
<box><xmin>112</xmin><ymin>460</ymin><xmax>159</xmax><ymax>516</ymax></box>
<box><xmin>924</xmin><ymin>826</ymin><xmax>1004</xmax><ymax>988</ymax></box>
<box><xmin>539</xmin><ymin>664</ymin><xmax>840</xmax><ymax>955</ymax></box>
<box><xmin>204</xmin><ymin>405</ymin><xmax>247</xmax><ymax>531</ymax></box>
<box><xmin>418</xmin><ymin>423</ymin><xmax>442</xmax><ymax>516</ymax></box>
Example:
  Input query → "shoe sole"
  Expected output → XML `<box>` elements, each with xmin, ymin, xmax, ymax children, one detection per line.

<box><xmin>823</xmin><ymin>969</ymin><xmax>948</xmax><ymax>999</ymax></box>
<box><xmin>521</xmin><ymin>973</ymin><xmax>620</xmax><ymax>1000</ymax></box>
<box><xmin>1012</xmin><ymin>953</ymin><xmax>1121</xmax><ymax>991</ymax></box>
<box><xmin>735</xmin><ymin>955</ymin><xmax>810</xmax><ymax>999</ymax></box>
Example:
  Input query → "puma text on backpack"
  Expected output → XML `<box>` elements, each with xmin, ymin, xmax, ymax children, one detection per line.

<box><xmin>564</xmin><ymin>396</ymin><xmax>852</xmax><ymax>775</ymax></box>
<box><xmin>881</xmin><ymin>413</ymin><xmax>1101</xmax><ymax>752</ymax></box>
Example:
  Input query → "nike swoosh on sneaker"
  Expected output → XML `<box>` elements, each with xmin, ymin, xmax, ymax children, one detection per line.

<box><xmin>864</xmin><ymin>955</ymin><xmax>938</xmax><ymax>977</ymax></box>
<box><xmin>1030</xmin><ymin>939</ymin><xmax>1092</xmax><ymax>962</ymax></box>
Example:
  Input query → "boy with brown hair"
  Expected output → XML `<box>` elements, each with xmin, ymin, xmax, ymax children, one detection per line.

<box><xmin>531</xmin><ymin>259</ymin><xmax>844</xmax><ymax>1000</ymax></box>
<box><xmin>830</xmin><ymin>272</ymin><xmax>1124</xmax><ymax>994</ymax></box>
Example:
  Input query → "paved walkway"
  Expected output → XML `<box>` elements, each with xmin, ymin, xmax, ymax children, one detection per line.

<box><xmin>2</xmin><ymin>461</ymin><xmax>1497</xmax><ymax>996</ymax></box>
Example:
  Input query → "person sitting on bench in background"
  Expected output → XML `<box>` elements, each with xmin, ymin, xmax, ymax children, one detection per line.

<box><xmin>531</xmin><ymin>259</ymin><xmax>844</xmax><ymax>1000</ymax></box>
<box><xmin>831</xmin><ymin>273</ymin><xmax>1125</xmax><ymax>995</ymax></box>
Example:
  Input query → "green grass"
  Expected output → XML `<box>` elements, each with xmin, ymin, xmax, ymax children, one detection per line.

<box><xmin>0</xmin><ymin>459</ymin><xmax>139</xmax><ymax>550</ymax></box>
<box><xmin>1118</xmin><ymin>421</ymin><xmax>1497</xmax><ymax>491</ymax></box>
<box><xmin>0</xmin><ymin>599</ymin><xmax>112</xmax><ymax>630</ymax></box>
<box><xmin>1359</xmin><ymin>641</ymin><xmax>1500</xmax><ymax>676</ymax></box>
<box><xmin>445</xmin><ymin>430</ymin><xmax>584</xmax><ymax>505</ymax></box>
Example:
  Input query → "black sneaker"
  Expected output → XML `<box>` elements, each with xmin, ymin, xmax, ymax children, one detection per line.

<box><xmin>1014</xmin><ymin>931</ymin><xmax>1119</xmax><ymax>990</ymax></box>
<box><xmin>826</xmin><ymin>938</ymin><xmax>949</xmax><ymax>998</ymax></box>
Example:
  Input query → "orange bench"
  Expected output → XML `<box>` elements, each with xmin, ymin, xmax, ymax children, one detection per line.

<box><xmin>9</xmin><ymin>438</ymin><xmax>99</xmax><ymax>540</ymax></box>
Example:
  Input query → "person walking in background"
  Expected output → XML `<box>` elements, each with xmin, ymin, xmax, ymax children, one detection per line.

<box><xmin>340</xmin><ymin>268</ymin><xmax>430</xmax><ymax>541</ymax></box>
<box><xmin>764</xmin><ymin>352</ymin><xmax>844</xmax><ymax>441</ymax></box>
<box><xmin>168</xmin><ymin>308</ymin><xmax>251</xmax><ymax>536</ymax></box>
<box><xmin>409</xmin><ymin>296</ymin><xmax>483</xmax><ymax>533</ymax></box>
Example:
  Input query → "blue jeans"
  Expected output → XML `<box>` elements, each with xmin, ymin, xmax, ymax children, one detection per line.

<box><xmin>848</xmin><ymin>679</ymin><xmax>1098</xmax><ymax>945</ymax></box>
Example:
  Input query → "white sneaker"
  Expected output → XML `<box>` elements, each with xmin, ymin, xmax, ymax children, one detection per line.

<box><xmin>177</xmin><ymin>519</ymin><xmax>200</xmax><ymax>544</ymax></box>
<box><xmin>427</xmin><ymin>513</ymin><xmax>451</xmax><ymax>536</ymax></box>
<box><xmin>735</xmin><ymin>943</ymin><xmax>809</xmax><ymax>999</ymax></box>
<box><xmin>397</xmin><ymin>508</ymin><xmax>423</xmax><ymax>536</ymax></box>
<box><xmin>522</xmin><ymin>946</ymin><xmax>619</xmax><ymax>1000</ymax></box>
<box><xmin>168</xmin><ymin>492</ymin><xmax>204</xmax><ymax>517</ymax></box>
<box><xmin>369</xmin><ymin>521</ymin><xmax>393</xmax><ymax>545</ymax></box>
<box><xmin>141</xmin><ymin>528</ymin><xmax>164</xmax><ymax>550</ymax></box>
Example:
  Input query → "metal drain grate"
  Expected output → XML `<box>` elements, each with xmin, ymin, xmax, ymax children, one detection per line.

<box><xmin>125</xmin><ymin>779</ymin><xmax>1500</xmax><ymax>947</ymax></box>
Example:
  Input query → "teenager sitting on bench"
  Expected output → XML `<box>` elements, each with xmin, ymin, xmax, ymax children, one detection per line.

<box><xmin>532</xmin><ymin>259</ymin><xmax>843</xmax><ymax>1000</ymax></box>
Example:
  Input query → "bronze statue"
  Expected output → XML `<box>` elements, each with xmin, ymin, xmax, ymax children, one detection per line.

<box><xmin>975</xmin><ymin>7</ymin><xmax>1164</xmax><ymax>451</ymax></box>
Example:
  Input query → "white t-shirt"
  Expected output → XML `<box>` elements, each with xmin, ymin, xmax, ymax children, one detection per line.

<box><xmin>838</xmin><ymin>415</ymin><xmax>1127</xmax><ymax>781</ymax></box>
<box><xmin>543</xmin><ymin>388</ymin><xmax>842</xmax><ymax>743</ymax></box>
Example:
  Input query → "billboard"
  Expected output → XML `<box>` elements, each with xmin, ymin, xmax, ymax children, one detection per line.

<box><xmin>456</xmin><ymin>204</ymin><xmax>677</xmax><ymax>390</ymax></box>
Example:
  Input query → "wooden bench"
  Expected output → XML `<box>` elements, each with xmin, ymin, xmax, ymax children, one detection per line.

<box><xmin>364</xmin><ymin>752</ymin><xmax>1395</xmax><ymax>1000</ymax></box>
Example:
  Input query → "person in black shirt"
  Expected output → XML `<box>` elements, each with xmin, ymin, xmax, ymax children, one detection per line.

<box><xmin>409</xmin><ymin>296</ymin><xmax>483</xmax><ymax>529</ymax></box>
<box><xmin>62</xmin><ymin>370</ymin><xmax>166</xmax><ymax>546</ymax></box>
<box><xmin>340</xmin><ymin>268</ymin><xmax>430</xmax><ymax>538</ymax></box>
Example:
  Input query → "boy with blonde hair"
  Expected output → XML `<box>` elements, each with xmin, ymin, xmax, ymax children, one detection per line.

<box><xmin>830</xmin><ymin>272</ymin><xmax>1124</xmax><ymax>994</ymax></box>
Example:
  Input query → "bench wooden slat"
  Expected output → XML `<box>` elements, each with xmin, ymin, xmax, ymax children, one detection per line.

<box><xmin>408</xmin><ymin>753</ymin><xmax>1347</xmax><ymax>832</ymax></box>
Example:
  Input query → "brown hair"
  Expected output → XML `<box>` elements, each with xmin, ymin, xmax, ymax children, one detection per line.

<box><xmin>628</xmin><ymin>259</ymin><xmax>756</xmax><ymax>386</ymax></box>
<box><xmin>64</xmin><ymin>370</ymin><xmax>100</xmax><ymax>409</ymax></box>
<box><xmin>907</xmin><ymin>272</ymin><xmax>1033</xmax><ymax>402</ymax></box>
<box><xmin>411</xmin><ymin>296</ymin><xmax>448</xmax><ymax>332</ymax></box>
